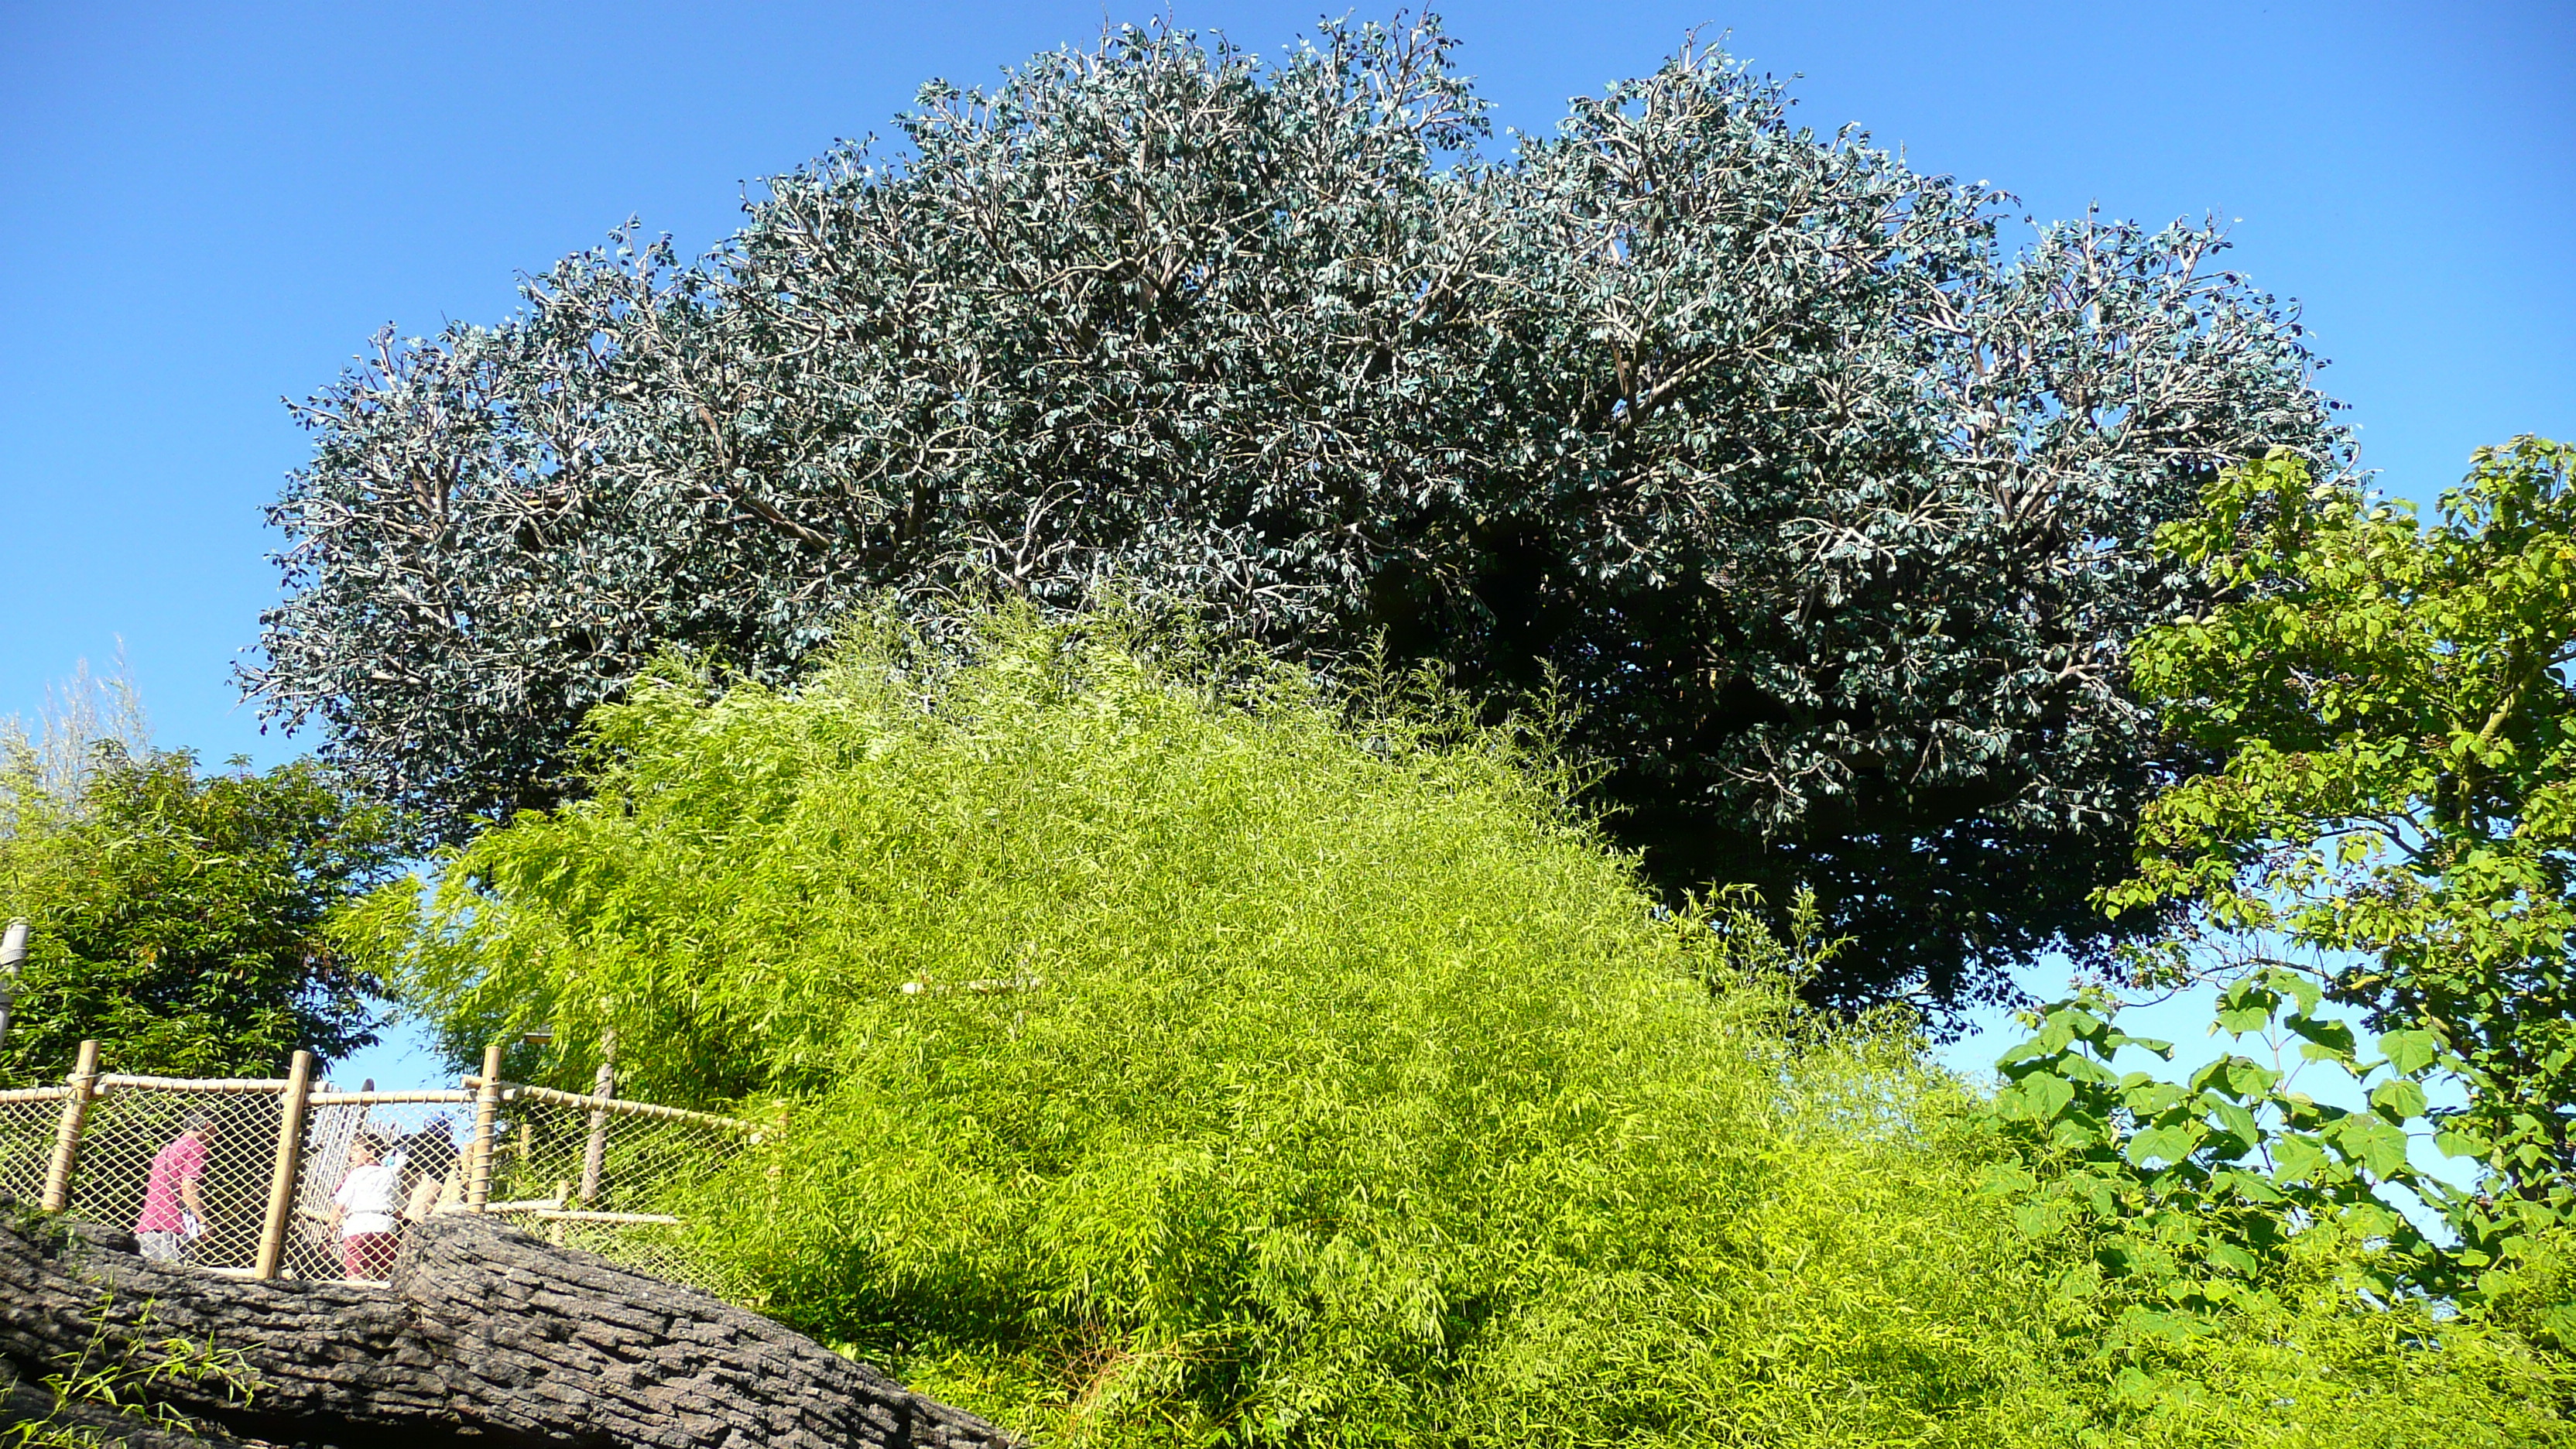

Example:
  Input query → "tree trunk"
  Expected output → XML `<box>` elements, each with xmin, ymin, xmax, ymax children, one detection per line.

<box><xmin>0</xmin><ymin>1203</ymin><xmax>1017</xmax><ymax>1448</ymax></box>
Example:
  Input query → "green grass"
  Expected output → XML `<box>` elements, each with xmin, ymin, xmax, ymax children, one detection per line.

<box><xmin>375</xmin><ymin>609</ymin><xmax>2576</xmax><ymax>1447</ymax></box>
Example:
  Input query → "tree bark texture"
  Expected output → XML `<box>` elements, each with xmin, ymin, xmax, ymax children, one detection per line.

<box><xmin>0</xmin><ymin>1202</ymin><xmax>1018</xmax><ymax>1448</ymax></box>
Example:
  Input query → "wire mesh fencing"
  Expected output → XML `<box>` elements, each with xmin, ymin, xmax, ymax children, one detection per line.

<box><xmin>470</xmin><ymin>1085</ymin><xmax>754</xmax><ymax>1296</ymax></box>
<box><xmin>283</xmin><ymin>1091</ymin><xmax>478</xmax><ymax>1283</ymax></box>
<box><xmin>65</xmin><ymin>1077</ymin><xmax>290</xmax><ymax>1275</ymax></box>
<box><xmin>5</xmin><ymin>1041</ymin><xmax>756</xmax><ymax>1300</ymax></box>
<box><xmin>0</xmin><ymin>1087</ymin><xmax>67</xmax><ymax>1204</ymax></box>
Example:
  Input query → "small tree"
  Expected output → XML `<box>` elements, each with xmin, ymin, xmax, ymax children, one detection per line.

<box><xmin>0</xmin><ymin>748</ymin><xmax>404</xmax><ymax>1084</ymax></box>
<box><xmin>0</xmin><ymin>653</ymin><xmax>152</xmax><ymax>824</ymax></box>
<box><xmin>2105</xmin><ymin>438</ymin><xmax>2576</xmax><ymax>1251</ymax></box>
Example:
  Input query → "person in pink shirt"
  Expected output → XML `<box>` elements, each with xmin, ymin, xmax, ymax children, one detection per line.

<box><xmin>134</xmin><ymin>1115</ymin><xmax>218</xmax><ymax>1262</ymax></box>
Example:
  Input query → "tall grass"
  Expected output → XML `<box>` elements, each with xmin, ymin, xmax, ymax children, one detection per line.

<box><xmin>375</xmin><ymin>610</ymin><xmax>2574</xmax><ymax>1447</ymax></box>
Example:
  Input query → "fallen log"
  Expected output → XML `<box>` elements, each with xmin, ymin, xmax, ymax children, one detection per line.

<box><xmin>0</xmin><ymin>1201</ymin><xmax>1018</xmax><ymax>1448</ymax></box>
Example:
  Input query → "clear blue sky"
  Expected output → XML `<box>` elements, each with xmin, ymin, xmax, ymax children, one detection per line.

<box><xmin>2</xmin><ymin>2</ymin><xmax>2570</xmax><ymax>1083</ymax></box>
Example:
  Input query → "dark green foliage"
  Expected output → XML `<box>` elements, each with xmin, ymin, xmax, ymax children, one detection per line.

<box><xmin>251</xmin><ymin>17</ymin><xmax>2347</xmax><ymax>1016</ymax></box>
<box><xmin>0</xmin><ymin>749</ymin><xmax>403</xmax><ymax>1084</ymax></box>
<box><xmin>369</xmin><ymin>612</ymin><xmax>2571</xmax><ymax>1447</ymax></box>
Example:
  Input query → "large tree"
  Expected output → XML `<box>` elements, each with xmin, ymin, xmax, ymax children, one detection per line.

<box><xmin>248</xmin><ymin>18</ymin><xmax>2345</xmax><ymax>1012</ymax></box>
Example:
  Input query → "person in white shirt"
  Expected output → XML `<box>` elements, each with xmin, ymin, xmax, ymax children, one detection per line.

<box><xmin>328</xmin><ymin>1135</ymin><xmax>402</xmax><ymax>1279</ymax></box>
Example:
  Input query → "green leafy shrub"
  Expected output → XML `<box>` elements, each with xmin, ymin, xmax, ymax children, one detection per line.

<box><xmin>2106</xmin><ymin>439</ymin><xmax>2576</xmax><ymax>1251</ymax></box>
<box><xmin>377</xmin><ymin>611</ymin><xmax>2574</xmax><ymax>1447</ymax></box>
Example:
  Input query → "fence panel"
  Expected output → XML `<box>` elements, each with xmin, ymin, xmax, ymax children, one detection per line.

<box><xmin>64</xmin><ymin>1084</ymin><xmax>285</xmax><ymax>1275</ymax></box>
<box><xmin>477</xmin><ymin>1088</ymin><xmax>753</xmax><ymax>1294</ymax></box>
<box><xmin>0</xmin><ymin>1088</ymin><xmax>65</xmax><ymax>1204</ymax></box>
<box><xmin>10</xmin><ymin>1044</ymin><xmax>754</xmax><ymax>1297</ymax></box>
<box><xmin>283</xmin><ymin>1093</ymin><xmax>476</xmax><ymax>1282</ymax></box>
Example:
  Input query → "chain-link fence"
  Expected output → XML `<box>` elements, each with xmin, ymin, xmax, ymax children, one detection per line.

<box><xmin>66</xmin><ymin>1077</ymin><xmax>292</xmax><ymax>1276</ymax></box>
<box><xmin>0</xmin><ymin>1086</ymin><xmax>67</xmax><ymax>1204</ymax></box>
<box><xmin>5</xmin><ymin>1043</ymin><xmax>755</xmax><ymax>1299</ymax></box>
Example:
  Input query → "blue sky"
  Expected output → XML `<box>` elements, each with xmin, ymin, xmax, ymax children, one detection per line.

<box><xmin>3</xmin><ymin>1</ymin><xmax>2571</xmax><ymax>1084</ymax></box>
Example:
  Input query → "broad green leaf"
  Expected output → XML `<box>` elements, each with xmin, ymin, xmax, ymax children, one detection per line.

<box><xmin>2207</xmin><ymin>1242</ymin><xmax>2259</xmax><ymax>1277</ymax></box>
<box><xmin>2126</xmin><ymin>1122</ymin><xmax>2201</xmax><ymax>1168</ymax></box>
<box><xmin>2377</xmin><ymin>1028</ymin><xmax>2440</xmax><ymax>1074</ymax></box>
<box><xmin>2369</xmin><ymin>1077</ymin><xmax>2429</xmax><ymax>1123</ymax></box>
<box><xmin>2205</xmin><ymin>1100</ymin><xmax>2263</xmax><ymax>1155</ymax></box>
<box><xmin>2285</xmin><ymin>1014</ymin><xmax>2358</xmax><ymax>1059</ymax></box>
<box><xmin>2273</xmin><ymin>1136</ymin><xmax>2327</xmax><ymax>1184</ymax></box>
<box><xmin>2019</xmin><ymin>1071</ymin><xmax>2076</xmax><ymax>1121</ymax></box>
<box><xmin>2434</xmin><ymin>1128</ymin><xmax>2491</xmax><ymax>1160</ymax></box>
<box><xmin>2215</xmin><ymin>1003</ymin><xmax>2273</xmax><ymax>1036</ymax></box>
<box><xmin>2334</xmin><ymin>1117</ymin><xmax>2412</xmax><ymax>1179</ymax></box>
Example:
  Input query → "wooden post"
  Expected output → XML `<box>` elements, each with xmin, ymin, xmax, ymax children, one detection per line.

<box><xmin>763</xmin><ymin>1105</ymin><xmax>789</xmax><ymax>1211</ymax></box>
<box><xmin>0</xmin><ymin>919</ymin><xmax>28</xmax><ymax>1046</ymax></box>
<box><xmin>466</xmin><ymin>1040</ymin><xmax>504</xmax><ymax>1211</ymax></box>
<box><xmin>39</xmin><ymin>1039</ymin><xmax>99</xmax><ymax>1212</ymax></box>
<box><xmin>255</xmin><ymin>1050</ymin><xmax>315</xmax><ymax>1280</ymax></box>
<box><xmin>578</xmin><ymin>1028</ymin><xmax>616</xmax><ymax>1204</ymax></box>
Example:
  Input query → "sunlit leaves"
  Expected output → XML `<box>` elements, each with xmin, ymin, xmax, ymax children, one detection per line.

<box><xmin>383</xmin><ymin>609</ymin><xmax>2571</xmax><ymax>1444</ymax></box>
<box><xmin>0</xmin><ymin>748</ymin><xmax>402</xmax><ymax>1084</ymax></box>
<box><xmin>2369</xmin><ymin>1077</ymin><xmax>2429</xmax><ymax>1123</ymax></box>
<box><xmin>2105</xmin><ymin>437</ymin><xmax>2576</xmax><ymax>1258</ymax></box>
<box><xmin>1985</xmin><ymin>990</ymin><xmax>2460</xmax><ymax>1307</ymax></box>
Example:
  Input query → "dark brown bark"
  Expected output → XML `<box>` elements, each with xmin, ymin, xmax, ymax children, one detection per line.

<box><xmin>0</xmin><ymin>1202</ymin><xmax>1018</xmax><ymax>1449</ymax></box>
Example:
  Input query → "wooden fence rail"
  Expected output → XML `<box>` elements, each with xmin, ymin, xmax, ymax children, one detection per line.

<box><xmin>0</xmin><ymin>1037</ymin><xmax>748</xmax><ymax>1289</ymax></box>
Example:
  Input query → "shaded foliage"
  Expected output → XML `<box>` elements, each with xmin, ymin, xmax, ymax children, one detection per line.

<box><xmin>253</xmin><ymin>16</ymin><xmax>2346</xmax><ymax>1016</ymax></box>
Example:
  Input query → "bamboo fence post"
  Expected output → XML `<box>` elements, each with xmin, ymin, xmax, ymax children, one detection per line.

<box><xmin>763</xmin><ymin>1103</ymin><xmax>790</xmax><ymax>1205</ymax></box>
<box><xmin>255</xmin><ymin>1050</ymin><xmax>315</xmax><ymax>1280</ymax></box>
<box><xmin>578</xmin><ymin>1028</ymin><xmax>616</xmax><ymax>1204</ymax></box>
<box><xmin>39</xmin><ymin>1039</ymin><xmax>99</xmax><ymax>1212</ymax></box>
<box><xmin>466</xmin><ymin>1040</ymin><xmax>504</xmax><ymax>1211</ymax></box>
<box><xmin>0</xmin><ymin>918</ymin><xmax>28</xmax><ymax>1046</ymax></box>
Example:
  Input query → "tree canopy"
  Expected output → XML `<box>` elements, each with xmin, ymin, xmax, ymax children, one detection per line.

<box><xmin>0</xmin><ymin>746</ymin><xmax>402</xmax><ymax>1084</ymax></box>
<box><xmin>252</xmin><ymin>16</ymin><xmax>2345</xmax><ymax>1013</ymax></box>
